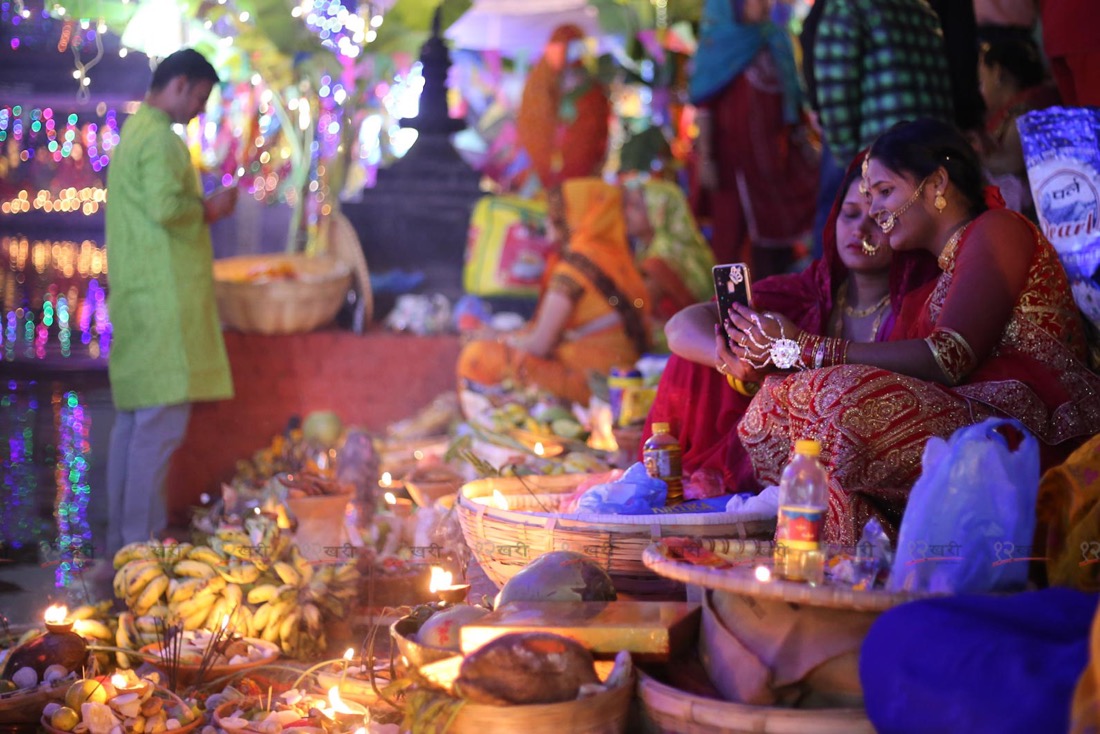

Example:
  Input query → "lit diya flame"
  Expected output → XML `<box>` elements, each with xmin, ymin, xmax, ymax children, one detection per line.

<box><xmin>490</xmin><ymin>490</ymin><xmax>508</xmax><ymax>510</ymax></box>
<box><xmin>384</xmin><ymin>491</ymin><xmax>396</xmax><ymax>505</ymax></box>
<box><xmin>428</xmin><ymin>566</ymin><xmax>453</xmax><ymax>594</ymax></box>
<box><xmin>110</xmin><ymin>672</ymin><xmax>144</xmax><ymax>693</ymax></box>
<box><xmin>755</xmin><ymin>566</ymin><xmax>772</xmax><ymax>583</ymax></box>
<box><xmin>380</xmin><ymin>471</ymin><xmax>393</xmax><ymax>488</ymax></box>
<box><xmin>533</xmin><ymin>441</ymin><xmax>545</xmax><ymax>457</ymax></box>
<box><xmin>325</xmin><ymin>686</ymin><xmax>366</xmax><ymax>719</ymax></box>
<box><xmin>343</xmin><ymin>648</ymin><xmax>354</xmax><ymax>662</ymax></box>
<box><xmin>44</xmin><ymin>604</ymin><xmax>69</xmax><ymax>625</ymax></box>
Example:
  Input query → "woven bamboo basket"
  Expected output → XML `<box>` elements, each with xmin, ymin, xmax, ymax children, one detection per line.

<box><xmin>641</xmin><ymin>538</ymin><xmax>933</xmax><ymax>612</ymax></box>
<box><xmin>404</xmin><ymin>465</ymin><xmax>465</xmax><ymax>508</ymax></box>
<box><xmin>636</xmin><ymin>669</ymin><xmax>874</xmax><ymax>734</ymax></box>
<box><xmin>213</xmin><ymin>254</ymin><xmax>351</xmax><ymax>334</ymax></box>
<box><xmin>457</xmin><ymin>476</ymin><xmax>776</xmax><ymax>599</ymax></box>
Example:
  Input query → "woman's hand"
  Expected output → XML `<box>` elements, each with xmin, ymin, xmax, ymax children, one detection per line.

<box><xmin>724</xmin><ymin>303</ymin><xmax>803</xmax><ymax>370</ymax></box>
<box><xmin>714</xmin><ymin>326</ymin><xmax>770</xmax><ymax>382</ymax></box>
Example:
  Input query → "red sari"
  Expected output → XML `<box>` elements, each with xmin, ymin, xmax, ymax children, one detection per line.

<box><xmin>643</xmin><ymin>153</ymin><xmax>939</xmax><ymax>492</ymax></box>
<box><xmin>739</xmin><ymin>209</ymin><xmax>1100</xmax><ymax>545</ymax></box>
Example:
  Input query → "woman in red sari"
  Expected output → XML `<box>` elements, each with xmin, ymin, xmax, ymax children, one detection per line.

<box><xmin>724</xmin><ymin>118</ymin><xmax>1100</xmax><ymax>545</ymax></box>
<box><xmin>643</xmin><ymin>151</ymin><xmax>938</xmax><ymax>492</ymax></box>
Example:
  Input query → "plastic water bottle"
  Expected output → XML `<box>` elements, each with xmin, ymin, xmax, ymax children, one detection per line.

<box><xmin>643</xmin><ymin>422</ymin><xmax>684</xmax><ymax>505</ymax></box>
<box><xmin>774</xmin><ymin>440</ymin><xmax>829</xmax><ymax>583</ymax></box>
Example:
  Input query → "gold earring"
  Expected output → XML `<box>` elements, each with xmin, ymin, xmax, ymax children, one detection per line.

<box><xmin>934</xmin><ymin>192</ymin><xmax>947</xmax><ymax>212</ymax></box>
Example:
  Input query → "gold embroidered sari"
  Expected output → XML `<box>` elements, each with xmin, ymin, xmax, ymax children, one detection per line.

<box><xmin>739</xmin><ymin>211</ymin><xmax>1100</xmax><ymax>545</ymax></box>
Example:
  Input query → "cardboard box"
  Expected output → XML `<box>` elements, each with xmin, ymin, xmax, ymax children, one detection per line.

<box><xmin>460</xmin><ymin>601</ymin><xmax>700</xmax><ymax>661</ymax></box>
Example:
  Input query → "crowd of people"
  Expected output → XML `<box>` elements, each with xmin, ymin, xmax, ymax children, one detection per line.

<box><xmin>458</xmin><ymin>0</ymin><xmax>1100</xmax><ymax>544</ymax></box>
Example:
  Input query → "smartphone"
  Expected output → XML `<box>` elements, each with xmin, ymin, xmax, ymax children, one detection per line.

<box><xmin>713</xmin><ymin>263</ymin><xmax>753</xmax><ymax>347</ymax></box>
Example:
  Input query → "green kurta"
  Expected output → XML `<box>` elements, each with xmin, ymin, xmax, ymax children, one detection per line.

<box><xmin>105</xmin><ymin>105</ymin><xmax>233</xmax><ymax>411</ymax></box>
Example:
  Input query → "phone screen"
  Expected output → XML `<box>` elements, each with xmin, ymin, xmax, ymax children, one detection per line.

<box><xmin>713</xmin><ymin>263</ymin><xmax>753</xmax><ymax>345</ymax></box>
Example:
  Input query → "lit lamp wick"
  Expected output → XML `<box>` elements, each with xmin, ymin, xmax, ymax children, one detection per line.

<box><xmin>533</xmin><ymin>442</ymin><xmax>545</xmax><ymax>457</ymax></box>
<box><xmin>429</xmin><ymin>566</ymin><xmax>469</xmax><ymax>605</ymax></box>
<box><xmin>44</xmin><ymin>604</ymin><xmax>72</xmax><ymax>633</ymax></box>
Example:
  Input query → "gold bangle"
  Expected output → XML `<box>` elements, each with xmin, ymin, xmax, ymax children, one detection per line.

<box><xmin>727</xmin><ymin>374</ymin><xmax>760</xmax><ymax>397</ymax></box>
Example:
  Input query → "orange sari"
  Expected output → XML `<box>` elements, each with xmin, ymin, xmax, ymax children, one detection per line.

<box><xmin>457</xmin><ymin>179</ymin><xmax>650</xmax><ymax>404</ymax></box>
<box><xmin>739</xmin><ymin>210</ymin><xmax>1100</xmax><ymax>545</ymax></box>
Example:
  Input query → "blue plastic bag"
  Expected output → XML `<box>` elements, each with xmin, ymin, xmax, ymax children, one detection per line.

<box><xmin>887</xmin><ymin>418</ymin><xmax>1040</xmax><ymax>594</ymax></box>
<box><xmin>576</xmin><ymin>462</ymin><xmax>668</xmax><ymax>514</ymax></box>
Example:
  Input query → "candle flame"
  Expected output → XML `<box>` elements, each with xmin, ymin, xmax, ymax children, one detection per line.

<box><xmin>491</xmin><ymin>490</ymin><xmax>508</xmax><ymax>510</ymax></box>
<box><xmin>428</xmin><ymin>566</ymin><xmax>453</xmax><ymax>594</ymax></box>
<box><xmin>327</xmin><ymin>686</ymin><xmax>354</xmax><ymax>713</ymax></box>
<box><xmin>384</xmin><ymin>491</ymin><xmax>396</xmax><ymax>505</ymax></box>
<box><xmin>754</xmin><ymin>565</ymin><xmax>772</xmax><ymax>583</ymax></box>
<box><xmin>533</xmin><ymin>441</ymin><xmax>545</xmax><ymax>457</ymax></box>
<box><xmin>44</xmin><ymin>604</ymin><xmax>68</xmax><ymax>625</ymax></box>
<box><xmin>344</xmin><ymin>647</ymin><xmax>354</xmax><ymax>661</ymax></box>
<box><xmin>380</xmin><ymin>471</ymin><xmax>392</xmax><ymax>487</ymax></box>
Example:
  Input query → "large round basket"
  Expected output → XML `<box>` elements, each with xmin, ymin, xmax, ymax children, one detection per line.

<box><xmin>643</xmin><ymin>538</ymin><xmax>937</xmax><ymax>708</ymax></box>
<box><xmin>139</xmin><ymin>638</ymin><xmax>281</xmax><ymax>686</ymax></box>
<box><xmin>41</xmin><ymin>688</ymin><xmax>203</xmax><ymax>734</ymax></box>
<box><xmin>457</xmin><ymin>476</ymin><xmax>776</xmax><ymax>599</ymax></box>
<box><xmin>0</xmin><ymin>679</ymin><xmax>68</xmax><ymax>725</ymax></box>
<box><xmin>636</xmin><ymin>669</ymin><xmax>873</xmax><ymax>734</ymax></box>
<box><xmin>213</xmin><ymin>254</ymin><xmax>351</xmax><ymax>335</ymax></box>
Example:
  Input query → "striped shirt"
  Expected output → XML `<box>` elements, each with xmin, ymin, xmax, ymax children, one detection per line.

<box><xmin>814</xmin><ymin>0</ymin><xmax>955</xmax><ymax>162</ymax></box>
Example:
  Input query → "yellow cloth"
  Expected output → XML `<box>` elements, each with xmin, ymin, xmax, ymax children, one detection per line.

<box><xmin>1038</xmin><ymin>433</ymin><xmax>1100</xmax><ymax>592</ymax></box>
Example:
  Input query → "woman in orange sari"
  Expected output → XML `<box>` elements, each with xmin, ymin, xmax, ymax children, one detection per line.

<box><xmin>721</xmin><ymin>118</ymin><xmax>1100</xmax><ymax>545</ymax></box>
<box><xmin>457</xmin><ymin>178</ymin><xmax>650</xmax><ymax>404</ymax></box>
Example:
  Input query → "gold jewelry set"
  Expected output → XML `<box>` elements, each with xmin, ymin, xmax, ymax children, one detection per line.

<box><xmin>835</xmin><ymin>283</ymin><xmax>891</xmax><ymax>343</ymax></box>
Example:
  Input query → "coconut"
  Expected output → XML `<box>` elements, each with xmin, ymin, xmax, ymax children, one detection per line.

<box><xmin>496</xmin><ymin>550</ymin><xmax>617</xmax><ymax>607</ymax></box>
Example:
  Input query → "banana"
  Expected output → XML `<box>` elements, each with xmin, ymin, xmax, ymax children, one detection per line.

<box><xmin>290</xmin><ymin>547</ymin><xmax>313</xmax><ymax>584</ymax></box>
<box><xmin>116</xmin><ymin>612</ymin><xmax>139</xmax><ymax>668</ymax></box>
<box><xmin>169</xmin><ymin>578</ymin><xmax>204</xmax><ymax>604</ymax></box>
<box><xmin>146</xmin><ymin>605</ymin><xmax>170</xmax><ymax>618</ymax></box>
<box><xmin>194</xmin><ymin>575</ymin><xmax>227</xmax><ymax>598</ymax></box>
<box><xmin>301</xmin><ymin>603</ymin><xmax>323</xmax><ymax>635</ymax></box>
<box><xmin>159</xmin><ymin>542</ymin><xmax>193</xmax><ymax>564</ymax></box>
<box><xmin>135</xmin><ymin>615</ymin><xmax>160</xmax><ymax>634</ymax></box>
<box><xmin>204</xmin><ymin>596</ymin><xmax>230</xmax><ymax>631</ymax></box>
<box><xmin>233</xmin><ymin>605</ymin><xmax>254</xmax><ymax>637</ymax></box>
<box><xmin>250</xmin><ymin>602</ymin><xmax>273</xmax><ymax>634</ymax></box>
<box><xmin>217</xmin><ymin>562</ymin><xmax>261</xmax><ymax>585</ymax></box>
<box><xmin>181</xmin><ymin>607</ymin><xmax>208</xmax><ymax>632</ymax></box>
<box><xmin>113</xmin><ymin>541</ymin><xmax>157</xmax><ymax>569</ymax></box>
<box><xmin>276</xmin><ymin>584</ymin><xmax>298</xmax><ymax>604</ymax></box>
<box><xmin>69</xmin><ymin>602</ymin><xmax>109</xmax><ymax>621</ymax></box>
<box><xmin>273</xmin><ymin>562</ymin><xmax>301</xmax><ymax>587</ymax></box>
<box><xmin>261</xmin><ymin>616</ymin><xmax>282</xmax><ymax>644</ymax></box>
<box><xmin>174</xmin><ymin>594</ymin><xmax>215</xmax><ymax>622</ymax></box>
<box><xmin>125</xmin><ymin>561</ymin><xmax>167</xmax><ymax>601</ymax></box>
<box><xmin>222</xmin><ymin>583</ymin><xmax>243</xmax><ymax>612</ymax></box>
<box><xmin>187</xmin><ymin>545</ymin><xmax>224</xmax><ymax>566</ymax></box>
<box><xmin>132</xmin><ymin>574</ymin><xmax>170</xmax><ymax>616</ymax></box>
<box><xmin>73</xmin><ymin>618</ymin><xmax>113</xmax><ymax>641</ymax></box>
<box><xmin>173</xmin><ymin>559</ymin><xmax>217</xmax><ymax>579</ymax></box>
<box><xmin>247</xmin><ymin>584</ymin><xmax>281</xmax><ymax>605</ymax></box>
<box><xmin>334</xmin><ymin>563</ymin><xmax>358</xmax><ymax>583</ymax></box>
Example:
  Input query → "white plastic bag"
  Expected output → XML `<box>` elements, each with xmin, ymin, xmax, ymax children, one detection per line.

<box><xmin>888</xmin><ymin>418</ymin><xmax>1040</xmax><ymax>594</ymax></box>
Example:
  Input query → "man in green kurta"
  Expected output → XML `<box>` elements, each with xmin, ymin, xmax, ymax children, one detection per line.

<box><xmin>105</xmin><ymin>48</ymin><xmax>238</xmax><ymax>555</ymax></box>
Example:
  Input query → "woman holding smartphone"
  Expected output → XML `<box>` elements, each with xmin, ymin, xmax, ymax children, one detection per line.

<box><xmin>724</xmin><ymin>118</ymin><xmax>1100</xmax><ymax>545</ymax></box>
<box><xmin>642</xmin><ymin>151</ymin><xmax>938</xmax><ymax>493</ymax></box>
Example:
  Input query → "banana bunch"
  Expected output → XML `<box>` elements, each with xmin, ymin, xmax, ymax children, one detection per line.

<box><xmin>111</xmin><ymin>528</ymin><xmax>358</xmax><ymax>661</ymax></box>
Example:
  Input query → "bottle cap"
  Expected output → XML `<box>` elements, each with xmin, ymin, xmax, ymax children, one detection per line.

<box><xmin>794</xmin><ymin>439</ymin><xmax>821</xmax><ymax>456</ymax></box>
<box><xmin>652</xmin><ymin>422</ymin><xmax>670</xmax><ymax>433</ymax></box>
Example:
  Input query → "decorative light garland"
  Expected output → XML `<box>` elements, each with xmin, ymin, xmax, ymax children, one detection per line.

<box><xmin>53</xmin><ymin>388</ymin><xmax>92</xmax><ymax>588</ymax></box>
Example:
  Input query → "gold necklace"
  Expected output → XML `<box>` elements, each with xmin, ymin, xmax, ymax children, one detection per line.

<box><xmin>938</xmin><ymin>222</ymin><xmax>972</xmax><ymax>270</ymax></box>
<box><xmin>836</xmin><ymin>279</ymin><xmax>891</xmax><ymax>317</ymax></box>
<box><xmin>835</xmin><ymin>281</ymin><xmax>892</xmax><ymax>341</ymax></box>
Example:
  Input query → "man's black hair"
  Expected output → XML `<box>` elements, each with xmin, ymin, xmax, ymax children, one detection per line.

<box><xmin>150</xmin><ymin>48</ymin><xmax>219</xmax><ymax>91</ymax></box>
